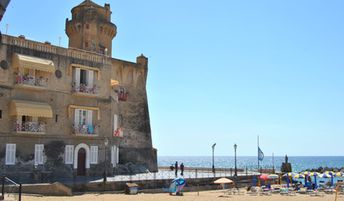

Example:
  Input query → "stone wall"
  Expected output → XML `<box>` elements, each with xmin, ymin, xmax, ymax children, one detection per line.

<box><xmin>0</xmin><ymin>34</ymin><xmax>157</xmax><ymax>182</ymax></box>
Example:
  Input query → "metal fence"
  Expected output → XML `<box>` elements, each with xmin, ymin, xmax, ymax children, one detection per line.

<box><xmin>1</xmin><ymin>176</ymin><xmax>22</xmax><ymax>201</ymax></box>
<box><xmin>96</xmin><ymin>167</ymin><xmax>259</xmax><ymax>183</ymax></box>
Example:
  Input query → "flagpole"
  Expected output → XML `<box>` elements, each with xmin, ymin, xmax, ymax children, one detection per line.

<box><xmin>257</xmin><ymin>135</ymin><xmax>260</xmax><ymax>174</ymax></box>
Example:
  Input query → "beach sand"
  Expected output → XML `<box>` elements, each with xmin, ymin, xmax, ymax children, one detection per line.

<box><xmin>21</xmin><ymin>190</ymin><xmax>343</xmax><ymax>201</ymax></box>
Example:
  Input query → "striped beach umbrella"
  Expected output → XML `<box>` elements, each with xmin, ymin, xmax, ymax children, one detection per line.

<box><xmin>309</xmin><ymin>172</ymin><xmax>320</xmax><ymax>188</ymax></box>
<box><xmin>293</xmin><ymin>173</ymin><xmax>305</xmax><ymax>179</ymax></box>
<box><xmin>268</xmin><ymin>174</ymin><xmax>279</xmax><ymax>179</ymax></box>
<box><xmin>335</xmin><ymin>172</ymin><xmax>344</xmax><ymax>177</ymax></box>
<box><xmin>283</xmin><ymin>172</ymin><xmax>295</xmax><ymax>177</ymax></box>
<box><xmin>320</xmin><ymin>173</ymin><xmax>331</xmax><ymax>178</ymax></box>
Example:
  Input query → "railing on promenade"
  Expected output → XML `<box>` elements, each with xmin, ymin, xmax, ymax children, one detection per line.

<box><xmin>106</xmin><ymin>167</ymin><xmax>258</xmax><ymax>183</ymax></box>
<box><xmin>1</xmin><ymin>176</ymin><xmax>22</xmax><ymax>201</ymax></box>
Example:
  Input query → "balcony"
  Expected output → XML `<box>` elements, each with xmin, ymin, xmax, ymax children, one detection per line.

<box><xmin>15</xmin><ymin>75</ymin><xmax>48</xmax><ymax>89</ymax></box>
<box><xmin>72</xmin><ymin>83</ymin><xmax>99</xmax><ymax>96</ymax></box>
<box><xmin>73</xmin><ymin>124</ymin><xmax>97</xmax><ymax>136</ymax></box>
<box><xmin>14</xmin><ymin>121</ymin><xmax>46</xmax><ymax>134</ymax></box>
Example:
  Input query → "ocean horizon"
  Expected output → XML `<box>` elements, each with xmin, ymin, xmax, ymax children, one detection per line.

<box><xmin>158</xmin><ymin>156</ymin><xmax>344</xmax><ymax>173</ymax></box>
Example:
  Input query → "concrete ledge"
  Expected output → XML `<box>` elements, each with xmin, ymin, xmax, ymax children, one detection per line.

<box><xmin>5</xmin><ymin>182</ymin><xmax>72</xmax><ymax>196</ymax></box>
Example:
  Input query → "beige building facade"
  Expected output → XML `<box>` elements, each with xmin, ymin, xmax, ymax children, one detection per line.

<box><xmin>0</xmin><ymin>0</ymin><xmax>157</xmax><ymax>182</ymax></box>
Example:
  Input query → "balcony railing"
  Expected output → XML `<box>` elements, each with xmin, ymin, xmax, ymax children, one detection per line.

<box><xmin>14</xmin><ymin>121</ymin><xmax>46</xmax><ymax>133</ymax></box>
<box><xmin>73</xmin><ymin>124</ymin><xmax>97</xmax><ymax>135</ymax></box>
<box><xmin>15</xmin><ymin>75</ymin><xmax>48</xmax><ymax>88</ymax></box>
<box><xmin>72</xmin><ymin>83</ymin><xmax>99</xmax><ymax>95</ymax></box>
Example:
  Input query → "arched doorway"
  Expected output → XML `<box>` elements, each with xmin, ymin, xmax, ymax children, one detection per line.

<box><xmin>77</xmin><ymin>148</ymin><xmax>86</xmax><ymax>176</ymax></box>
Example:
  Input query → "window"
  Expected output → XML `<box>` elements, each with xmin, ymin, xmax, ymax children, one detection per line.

<box><xmin>34</xmin><ymin>144</ymin><xmax>44</xmax><ymax>165</ymax></box>
<box><xmin>74</xmin><ymin>109</ymin><xmax>93</xmax><ymax>126</ymax></box>
<box><xmin>85</xmin><ymin>42</ymin><xmax>89</xmax><ymax>48</ymax></box>
<box><xmin>86</xmin><ymin>24</ymin><xmax>89</xmax><ymax>29</ymax></box>
<box><xmin>111</xmin><ymin>145</ymin><xmax>119</xmax><ymax>167</ymax></box>
<box><xmin>73</xmin><ymin>68</ymin><xmax>95</xmax><ymax>90</ymax></box>
<box><xmin>80</xmin><ymin>69</ymin><xmax>87</xmax><ymax>85</ymax></box>
<box><xmin>5</xmin><ymin>144</ymin><xmax>16</xmax><ymax>165</ymax></box>
<box><xmin>65</xmin><ymin>145</ymin><xmax>74</xmax><ymax>164</ymax></box>
<box><xmin>0</xmin><ymin>110</ymin><xmax>2</xmax><ymax>119</ymax></box>
<box><xmin>113</xmin><ymin>114</ymin><xmax>118</xmax><ymax>134</ymax></box>
<box><xmin>90</xmin><ymin>146</ymin><xmax>98</xmax><ymax>164</ymax></box>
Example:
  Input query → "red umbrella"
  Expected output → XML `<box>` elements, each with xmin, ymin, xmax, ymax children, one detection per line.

<box><xmin>259</xmin><ymin>174</ymin><xmax>270</xmax><ymax>181</ymax></box>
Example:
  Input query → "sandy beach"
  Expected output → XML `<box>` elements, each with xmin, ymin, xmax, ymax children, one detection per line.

<box><xmin>20</xmin><ymin>190</ymin><xmax>343</xmax><ymax>201</ymax></box>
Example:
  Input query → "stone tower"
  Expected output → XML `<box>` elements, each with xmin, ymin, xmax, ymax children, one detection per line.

<box><xmin>65</xmin><ymin>0</ymin><xmax>117</xmax><ymax>55</ymax></box>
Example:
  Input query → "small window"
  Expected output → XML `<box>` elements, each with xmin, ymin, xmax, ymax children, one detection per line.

<box><xmin>65</xmin><ymin>145</ymin><xmax>74</xmax><ymax>164</ymax></box>
<box><xmin>34</xmin><ymin>144</ymin><xmax>44</xmax><ymax>165</ymax></box>
<box><xmin>5</xmin><ymin>144</ymin><xmax>16</xmax><ymax>165</ymax></box>
<box><xmin>55</xmin><ymin>114</ymin><xmax>58</xmax><ymax>122</ymax></box>
<box><xmin>85</xmin><ymin>42</ymin><xmax>89</xmax><ymax>48</ymax></box>
<box><xmin>86</xmin><ymin>24</ymin><xmax>89</xmax><ymax>29</ymax></box>
<box><xmin>90</xmin><ymin>146</ymin><xmax>98</xmax><ymax>164</ymax></box>
<box><xmin>0</xmin><ymin>110</ymin><xmax>2</xmax><ymax>119</ymax></box>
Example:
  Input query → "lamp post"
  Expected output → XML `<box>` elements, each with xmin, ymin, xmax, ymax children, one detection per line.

<box><xmin>103</xmin><ymin>137</ymin><xmax>109</xmax><ymax>183</ymax></box>
<box><xmin>212</xmin><ymin>143</ymin><xmax>216</xmax><ymax>174</ymax></box>
<box><xmin>234</xmin><ymin>143</ymin><xmax>237</xmax><ymax>177</ymax></box>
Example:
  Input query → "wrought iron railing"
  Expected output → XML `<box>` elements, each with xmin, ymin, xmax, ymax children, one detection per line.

<box><xmin>15</xmin><ymin>75</ymin><xmax>48</xmax><ymax>87</ymax></box>
<box><xmin>14</xmin><ymin>121</ymin><xmax>46</xmax><ymax>133</ymax></box>
<box><xmin>72</xmin><ymin>83</ymin><xmax>99</xmax><ymax>95</ymax></box>
<box><xmin>73</xmin><ymin>124</ymin><xmax>97</xmax><ymax>135</ymax></box>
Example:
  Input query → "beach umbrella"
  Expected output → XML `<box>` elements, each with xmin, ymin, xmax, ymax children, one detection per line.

<box><xmin>335</xmin><ymin>172</ymin><xmax>344</xmax><ymax>177</ymax></box>
<box><xmin>294</xmin><ymin>173</ymin><xmax>305</xmax><ymax>179</ymax></box>
<box><xmin>320</xmin><ymin>173</ymin><xmax>331</xmax><ymax>178</ymax></box>
<box><xmin>268</xmin><ymin>174</ymin><xmax>279</xmax><ymax>179</ymax></box>
<box><xmin>309</xmin><ymin>172</ymin><xmax>320</xmax><ymax>188</ymax></box>
<box><xmin>259</xmin><ymin>174</ymin><xmax>270</xmax><ymax>181</ymax></box>
<box><xmin>214</xmin><ymin>177</ymin><xmax>234</xmax><ymax>189</ymax></box>
<box><xmin>282</xmin><ymin>172</ymin><xmax>295</xmax><ymax>177</ymax></box>
<box><xmin>302</xmin><ymin>171</ymin><xmax>311</xmax><ymax>176</ymax></box>
<box><xmin>214</xmin><ymin>178</ymin><xmax>234</xmax><ymax>184</ymax></box>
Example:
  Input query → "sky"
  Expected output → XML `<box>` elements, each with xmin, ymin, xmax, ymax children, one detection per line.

<box><xmin>1</xmin><ymin>0</ymin><xmax>344</xmax><ymax>156</ymax></box>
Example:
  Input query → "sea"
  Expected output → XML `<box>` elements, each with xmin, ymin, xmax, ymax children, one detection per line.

<box><xmin>158</xmin><ymin>156</ymin><xmax>344</xmax><ymax>172</ymax></box>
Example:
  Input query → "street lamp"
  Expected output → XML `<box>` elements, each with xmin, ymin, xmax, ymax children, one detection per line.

<box><xmin>234</xmin><ymin>143</ymin><xmax>237</xmax><ymax>177</ymax></box>
<box><xmin>103</xmin><ymin>137</ymin><xmax>109</xmax><ymax>183</ymax></box>
<box><xmin>212</xmin><ymin>143</ymin><xmax>216</xmax><ymax>174</ymax></box>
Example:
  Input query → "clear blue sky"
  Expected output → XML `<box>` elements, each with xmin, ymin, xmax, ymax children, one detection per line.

<box><xmin>2</xmin><ymin>0</ymin><xmax>344</xmax><ymax>156</ymax></box>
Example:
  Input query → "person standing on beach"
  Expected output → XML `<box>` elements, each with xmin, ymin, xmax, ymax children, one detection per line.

<box><xmin>174</xmin><ymin>161</ymin><xmax>178</xmax><ymax>177</ymax></box>
<box><xmin>180</xmin><ymin>163</ymin><xmax>184</xmax><ymax>176</ymax></box>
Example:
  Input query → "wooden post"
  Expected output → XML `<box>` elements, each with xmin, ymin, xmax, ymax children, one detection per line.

<box><xmin>19</xmin><ymin>183</ymin><xmax>22</xmax><ymax>201</ymax></box>
<box><xmin>1</xmin><ymin>176</ymin><xmax>4</xmax><ymax>199</ymax></box>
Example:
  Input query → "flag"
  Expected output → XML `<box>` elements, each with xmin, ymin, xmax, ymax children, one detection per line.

<box><xmin>258</xmin><ymin>147</ymin><xmax>264</xmax><ymax>161</ymax></box>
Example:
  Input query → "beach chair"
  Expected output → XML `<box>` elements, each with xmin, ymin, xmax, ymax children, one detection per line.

<box><xmin>247</xmin><ymin>187</ymin><xmax>259</xmax><ymax>196</ymax></box>
<box><xmin>298</xmin><ymin>187</ymin><xmax>307</xmax><ymax>194</ymax></box>
<box><xmin>280</xmin><ymin>188</ymin><xmax>289</xmax><ymax>196</ymax></box>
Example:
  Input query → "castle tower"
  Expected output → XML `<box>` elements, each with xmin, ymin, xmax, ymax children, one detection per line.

<box><xmin>65</xmin><ymin>0</ymin><xmax>117</xmax><ymax>55</ymax></box>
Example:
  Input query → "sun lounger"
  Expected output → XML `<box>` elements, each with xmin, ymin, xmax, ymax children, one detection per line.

<box><xmin>298</xmin><ymin>187</ymin><xmax>307</xmax><ymax>194</ymax></box>
<box><xmin>280</xmin><ymin>188</ymin><xmax>289</xmax><ymax>195</ymax></box>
